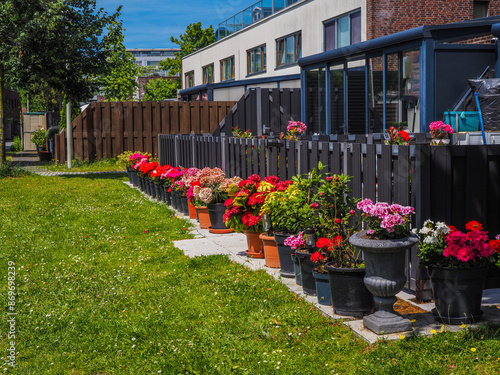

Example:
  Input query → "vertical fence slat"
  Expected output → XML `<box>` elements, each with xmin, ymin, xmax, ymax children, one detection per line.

<box><xmin>351</xmin><ymin>143</ymin><xmax>362</xmax><ymax>199</ymax></box>
<box><xmin>378</xmin><ymin>145</ymin><xmax>392</xmax><ymax>203</ymax></box>
<box><xmin>363</xmin><ymin>144</ymin><xmax>377</xmax><ymax>201</ymax></box>
<box><xmin>330</xmin><ymin>143</ymin><xmax>341</xmax><ymax>175</ymax></box>
<box><xmin>287</xmin><ymin>141</ymin><xmax>296</xmax><ymax>179</ymax></box>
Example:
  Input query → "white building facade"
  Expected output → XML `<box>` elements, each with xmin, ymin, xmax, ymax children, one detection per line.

<box><xmin>180</xmin><ymin>0</ymin><xmax>365</xmax><ymax>101</ymax></box>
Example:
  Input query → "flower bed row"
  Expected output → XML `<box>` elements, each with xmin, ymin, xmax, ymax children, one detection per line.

<box><xmin>125</xmin><ymin>152</ymin><xmax>500</xmax><ymax>333</ymax></box>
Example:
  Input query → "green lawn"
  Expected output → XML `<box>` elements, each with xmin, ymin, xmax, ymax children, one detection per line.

<box><xmin>0</xmin><ymin>174</ymin><xmax>499</xmax><ymax>374</ymax></box>
<box><xmin>43</xmin><ymin>157</ymin><xmax>126</xmax><ymax>172</ymax></box>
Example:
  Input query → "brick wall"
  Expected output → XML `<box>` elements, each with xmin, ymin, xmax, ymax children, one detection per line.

<box><xmin>366</xmin><ymin>0</ymin><xmax>500</xmax><ymax>40</ymax></box>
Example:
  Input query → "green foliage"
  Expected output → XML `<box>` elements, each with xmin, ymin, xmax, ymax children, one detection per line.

<box><xmin>100</xmin><ymin>21</ymin><xmax>141</xmax><ymax>101</ymax></box>
<box><xmin>11</xmin><ymin>136</ymin><xmax>23</xmax><ymax>152</ymax></box>
<box><xmin>0</xmin><ymin>161</ymin><xmax>30</xmax><ymax>178</ymax></box>
<box><xmin>45</xmin><ymin>156</ymin><xmax>125</xmax><ymax>172</ymax></box>
<box><xmin>20</xmin><ymin>82</ymin><xmax>63</xmax><ymax>112</ymax></box>
<box><xmin>59</xmin><ymin>98</ymin><xmax>81</xmax><ymax>130</ymax></box>
<box><xmin>31</xmin><ymin>128</ymin><xmax>47</xmax><ymax>147</ymax></box>
<box><xmin>232</xmin><ymin>126</ymin><xmax>253</xmax><ymax>138</ymax></box>
<box><xmin>142</xmin><ymin>78</ymin><xmax>178</xmax><ymax>101</ymax></box>
<box><xmin>157</xmin><ymin>22</ymin><xmax>215</xmax><ymax>77</ymax></box>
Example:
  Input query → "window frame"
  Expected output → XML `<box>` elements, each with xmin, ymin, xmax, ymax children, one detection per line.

<box><xmin>323</xmin><ymin>9</ymin><xmax>362</xmax><ymax>52</ymax></box>
<box><xmin>246</xmin><ymin>44</ymin><xmax>267</xmax><ymax>76</ymax></box>
<box><xmin>184</xmin><ymin>70</ymin><xmax>194</xmax><ymax>88</ymax></box>
<box><xmin>220</xmin><ymin>56</ymin><xmax>235</xmax><ymax>81</ymax></box>
<box><xmin>202</xmin><ymin>63</ymin><xmax>214</xmax><ymax>84</ymax></box>
<box><xmin>276</xmin><ymin>31</ymin><xmax>302</xmax><ymax>68</ymax></box>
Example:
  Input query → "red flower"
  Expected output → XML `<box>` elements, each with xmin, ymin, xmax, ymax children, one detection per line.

<box><xmin>191</xmin><ymin>180</ymin><xmax>201</xmax><ymax>187</ymax></box>
<box><xmin>241</xmin><ymin>212</ymin><xmax>261</xmax><ymax>227</ymax></box>
<box><xmin>248</xmin><ymin>174</ymin><xmax>261</xmax><ymax>183</ymax></box>
<box><xmin>248</xmin><ymin>193</ymin><xmax>266</xmax><ymax>206</ymax></box>
<box><xmin>448</xmin><ymin>225</ymin><xmax>458</xmax><ymax>233</ymax></box>
<box><xmin>334</xmin><ymin>218</ymin><xmax>342</xmax><ymax>224</ymax></box>
<box><xmin>310</xmin><ymin>202</ymin><xmax>319</xmax><ymax>209</ymax></box>
<box><xmin>275</xmin><ymin>181</ymin><xmax>292</xmax><ymax>191</ymax></box>
<box><xmin>326</xmin><ymin>176</ymin><xmax>332</xmax><ymax>182</ymax></box>
<box><xmin>465</xmin><ymin>221</ymin><xmax>483</xmax><ymax>231</ymax></box>
<box><xmin>489</xmin><ymin>239</ymin><xmax>500</xmax><ymax>253</ymax></box>
<box><xmin>224</xmin><ymin>198</ymin><xmax>234</xmax><ymax>208</ymax></box>
<box><xmin>264</xmin><ymin>175</ymin><xmax>280</xmax><ymax>185</ymax></box>
<box><xmin>316</xmin><ymin>237</ymin><xmax>333</xmax><ymax>250</ymax></box>
<box><xmin>310</xmin><ymin>251</ymin><xmax>324</xmax><ymax>263</ymax></box>
<box><xmin>398</xmin><ymin>130</ymin><xmax>411</xmax><ymax>141</ymax></box>
<box><xmin>333</xmin><ymin>235</ymin><xmax>343</xmax><ymax>247</ymax></box>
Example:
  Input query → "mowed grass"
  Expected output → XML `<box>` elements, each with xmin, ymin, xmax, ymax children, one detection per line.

<box><xmin>44</xmin><ymin>157</ymin><xmax>126</xmax><ymax>172</ymax></box>
<box><xmin>0</xmin><ymin>174</ymin><xmax>499</xmax><ymax>374</ymax></box>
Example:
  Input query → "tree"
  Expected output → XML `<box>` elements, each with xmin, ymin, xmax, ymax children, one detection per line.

<box><xmin>142</xmin><ymin>78</ymin><xmax>178</xmax><ymax>101</ymax></box>
<box><xmin>100</xmin><ymin>22</ymin><xmax>142</xmax><ymax>101</ymax></box>
<box><xmin>157</xmin><ymin>22</ymin><xmax>216</xmax><ymax>91</ymax></box>
<box><xmin>0</xmin><ymin>0</ymin><xmax>121</xmax><ymax>163</ymax></box>
<box><xmin>20</xmin><ymin>82</ymin><xmax>64</xmax><ymax>112</ymax></box>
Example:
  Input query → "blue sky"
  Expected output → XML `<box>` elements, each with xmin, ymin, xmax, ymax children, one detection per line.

<box><xmin>97</xmin><ymin>0</ymin><xmax>256</xmax><ymax>49</ymax></box>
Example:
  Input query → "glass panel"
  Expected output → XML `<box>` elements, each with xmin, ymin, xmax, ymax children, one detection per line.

<box><xmin>351</xmin><ymin>11</ymin><xmax>361</xmax><ymax>45</ymax></box>
<box><xmin>306</xmin><ymin>68</ymin><xmax>326</xmax><ymax>135</ymax></box>
<box><xmin>252</xmin><ymin>4</ymin><xmax>263</xmax><ymax>21</ymax></box>
<box><xmin>296</xmin><ymin>33</ymin><xmax>301</xmax><ymax>60</ymax></box>
<box><xmin>227</xmin><ymin>17</ymin><xmax>235</xmax><ymax>35</ymax></box>
<box><xmin>255</xmin><ymin>48</ymin><xmax>262</xmax><ymax>72</ymax></box>
<box><xmin>368</xmin><ymin>56</ymin><xmax>384</xmax><ymax>133</ymax></box>
<box><xmin>277</xmin><ymin>39</ymin><xmax>285</xmax><ymax>66</ymax></box>
<box><xmin>263</xmin><ymin>46</ymin><xmax>267</xmax><ymax>70</ymax></box>
<box><xmin>337</xmin><ymin>15</ymin><xmax>350</xmax><ymax>48</ymax></box>
<box><xmin>285</xmin><ymin>35</ymin><xmax>294</xmax><ymax>64</ymax></box>
<box><xmin>347</xmin><ymin>60</ymin><xmax>366</xmax><ymax>134</ymax></box>
<box><xmin>274</xmin><ymin>0</ymin><xmax>285</xmax><ymax>12</ymax></box>
<box><xmin>402</xmin><ymin>49</ymin><xmax>420</xmax><ymax>132</ymax></box>
<box><xmin>234</xmin><ymin>14</ymin><xmax>243</xmax><ymax>32</ymax></box>
<box><xmin>243</xmin><ymin>7</ymin><xmax>252</xmax><ymax>27</ymax></box>
<box><xmin>385</xmin><ymin>53</ymin><xmax>402</xmax><ymax>129</ymax></box>
<box><xmin>330</xmin><ymin>64</ymin><xmax>344</xmax><ymax>134</ymax></box>
<box><xmin>325</xmin><ymin>21</ymin><xmax>335</xmax><ymax>51</ymax></box>
<box><xmin>262</xmin><ymin>0</ymin><xmax>272</xmax><ymax>17</ymax></box>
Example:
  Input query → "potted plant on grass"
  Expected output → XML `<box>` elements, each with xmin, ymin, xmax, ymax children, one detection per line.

<box><xmin>350</xmin><ymin>199</ymin><xmax>418</xmax><ymax>334</ymax></box>
<box><xmin>416</xmin><ymin>220</ymin><xmax>497</xmax><ymax>324</ymax></box>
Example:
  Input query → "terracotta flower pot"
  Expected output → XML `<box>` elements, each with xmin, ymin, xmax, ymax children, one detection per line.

<box><xmin>259</xmin><ymin>233</ymin><xmax>280</xmax><ymax>268</ymax></box>
<box><xmin>197</xmin><ymin>206</ymin><xmax>211</xmax><ymax>229</ymax></box>
<box><xmin>188</xmin><ymin>201</ymin><xmax>197</xmax><ymax>219</ymax></box>
<box><xmin>244</xmin><ymin>229</ymin><xmax>264</xmax><ymax>258</ymax></box>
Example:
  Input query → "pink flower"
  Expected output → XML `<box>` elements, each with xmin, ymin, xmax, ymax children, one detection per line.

<box><xmin>310</xmin><ymin>202</ymin><xmax>319</xmax><ymax>209</ymax></box>
<box><xmin>144</xmin><ymin>230</ymin><xmax>148</xmax><ymax>233</ymax></box>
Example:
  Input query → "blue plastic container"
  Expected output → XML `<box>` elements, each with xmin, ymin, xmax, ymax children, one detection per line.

<box><xmin>445</xmin><ymin>111</ymin><xmax>480</xmax><ymax>132</ymax></box>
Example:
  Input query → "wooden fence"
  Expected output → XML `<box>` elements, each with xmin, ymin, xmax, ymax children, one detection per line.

<box><xmin>159</xmin><ymin>134</ymin><xmax>500</xmax><ymax>293</ymax></box>
<box><xmin>54</xmin><ymin>100</ymin><xmax>236</xmax><ymax>163</ymax></box>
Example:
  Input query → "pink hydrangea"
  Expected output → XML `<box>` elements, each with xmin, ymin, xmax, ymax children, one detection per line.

<box><xmin>284</xmin><ymin>231</ymin><xmax>306</xmax><ymax>250</ymax></box>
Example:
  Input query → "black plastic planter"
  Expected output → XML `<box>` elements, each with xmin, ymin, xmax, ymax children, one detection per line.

<box><xmin>313</xmin><ymin>271</ymin><xmax>332</xmax><ymax>305</ymax></box>
<box><xmin>296</xmin><ymin>251</ymin><xmax>316</xmax><ymax>296</ymax></box>
<box><xmin>274</xmin><ymin>233</ymin><xmax>295</xmax><ymax>278</ymax></box>
<box><xmin>207</xmin><ymin>203</ymin><xmax>227</xmax><ymax>229</ymax></box>
<box><xmin>180</xmin><ymin>195</ymin><xmax>189</xmax><ymax>216</ymax></box>
<box><xmin>291</xmin><ymin>253</ymin><xmax>302</xmax><ymax>285</ymax></box>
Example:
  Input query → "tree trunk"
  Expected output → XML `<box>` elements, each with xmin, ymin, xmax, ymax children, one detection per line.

<box><xmin>0</xmin><ymin>63</ymin><xmax>5</xmax><ymax>164</ymax></box>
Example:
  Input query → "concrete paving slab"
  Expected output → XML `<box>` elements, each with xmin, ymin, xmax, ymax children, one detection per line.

<box><xmin>126</xmin><ymin>181</ymin><xmax>500</xmax><ymax>344</ymax></box>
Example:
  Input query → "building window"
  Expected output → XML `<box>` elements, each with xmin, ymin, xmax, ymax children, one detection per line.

<box><xmin>276</xmin><ymin>32</ymin><xmax>301</xmax><ymax>67</ymax></box>
<box><xmin>220</xmin><ymin>56</ymin><xmax>235</xmax><ymax>81</ymax></box>
<box><xmin>324</xmin><ymin>10</ymin><xmax>361</xmax><ymax>51</ymax></box>
<box><xmin>203</xmin><ymin>64</ymin><xmax>214</xmax><ymax>84</ymax></box>
<box><xmin>247</xmin><ymin>45</ymin><xmax>266</xmax><ymax>75</ymax></box>
<box><xmin>185</xmin><ymin>71</ymin><xmax>194</xmax><ymax>88</ymax></box>
<box><xmin>473</xmin><ymin>1</ymin><xmax>489</xmax><ymax>18</ymax></box>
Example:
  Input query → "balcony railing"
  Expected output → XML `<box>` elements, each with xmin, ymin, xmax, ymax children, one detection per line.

<box><xmin>217</xmin><ymin>0</ymin><xmax>300</xmax><ymax>40</ymax></box>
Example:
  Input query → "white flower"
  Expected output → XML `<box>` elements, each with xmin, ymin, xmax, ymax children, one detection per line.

<box><xmin>420</xmin><ymin>227</ymin><xmax>432</xmax><ymax>235</ymax></box>
<box><xmin>412</xmin><ymin>228</ymin><xmax>419</xmax><ymax>235</ymax></box>
<box><xmin>423</xmin><ymin>219</ymin><xmax>434</xmax><ymax>227</ymax></box>
<box><xmin>424</xmin><ymin>236</ymin><xmax>438</xmax><ymax>244</ymax></box>
<box><xmin>436</xmin><ymin>222</ymin><xmax>450</xmax><ymax>235</ymax></box>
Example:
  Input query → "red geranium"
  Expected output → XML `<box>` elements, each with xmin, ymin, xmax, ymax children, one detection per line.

<box><xmin>465</xmin><ymin>220</ymin><xmax>483</xmax><ymax>231</ymax></box>
<box><xmin>310</xmin><ymin>252</ymin><xmax>324</xmax><ymax>262</ymax></box>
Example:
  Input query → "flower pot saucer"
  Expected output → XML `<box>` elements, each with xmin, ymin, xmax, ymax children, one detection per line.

<box><xmin>208</xmin><ymin>227</ymin><xmax>234</xmax><ymax>234</ymax></box>
<box><xmin>431</xmin><ymin>308</ymin><xmax>483</xmax><ymax>325</ymax></box>
<box><xmin>245</xmin><ymin>250</ymin><xmax>265</xmax><ymax>259</ymax></box>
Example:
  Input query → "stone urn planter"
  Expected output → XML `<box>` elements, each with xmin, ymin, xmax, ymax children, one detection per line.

<box><xmin>349</xmin><ymin>231</ymin><xmax>419</xmax><ymax>334</ymax></box>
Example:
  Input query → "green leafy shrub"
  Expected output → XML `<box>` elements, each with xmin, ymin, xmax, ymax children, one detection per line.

<box><xmin>11</xmin><ymin>136</ymin><xmax>23</xmax><ymax>152</ymax></box>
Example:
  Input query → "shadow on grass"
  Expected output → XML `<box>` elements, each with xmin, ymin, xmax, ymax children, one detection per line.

<box><xmin>58</xmin><ymin>173</ymin><xmax>127</xmax><ymax>180</ymax></box>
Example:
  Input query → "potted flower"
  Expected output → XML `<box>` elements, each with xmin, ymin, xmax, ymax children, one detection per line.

<box><xmin>132</xmin><ymin>154</ymin><xmax>150</xmax><ymax>192</ymax></box>
<box><xmin>193</xmin><ymin>167</ymin><xmax>241</xmax><ymax>233</ymax></box>
<box><xmin>224</xmin><ymin>174</ymin><xmax>290</xmax><ymax>258</ymax></box>
<box><xmin>282</xmin><ymin>120</ymin><xmax>307</xmax><ymax>141</ymax></box>
<box><xmin>384</xmin><ymin>126</ymin><xmax>412</xmax><ymax>145</ymax></box>
<box><xmin>138</xmin><ymin>161</ymin><xmax>159</xmax><ymax>197</ymax></box>
<box><xmin>164</xmin><ymin>166</ymin><xmax>183</xmax><ymax>210</ymax></box>
<box><xmin>416</xmin><ymin>220</ymin><xmax>496</xmax><ymax>324</ymax></box>
<box><xmin>180</xmin><ymin>168</ymin><xmax>200</xmax><ymax>219</ymax></box>
<box><xmin>350</xmin><ymin>198</ymin><xmax>418</xmax><ymax>334</ymax></box>
<box><xmin>429</xmin><ymin>121</ymin><xmax>454</xmax><ymax>145</ymax></box>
